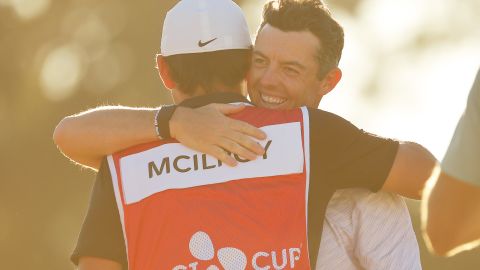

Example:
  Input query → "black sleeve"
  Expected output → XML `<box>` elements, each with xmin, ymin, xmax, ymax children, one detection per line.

<box><xmin>308</xmin><ymin>108</ymin><xmax>399</xmax><ymax>192</ymax></box>
<box><xmin>71</xmin><ymin>159</ymin><xmax>128</xmax><ymax>268</ymax></box>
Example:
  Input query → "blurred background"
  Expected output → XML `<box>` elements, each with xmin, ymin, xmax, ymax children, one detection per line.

<box><xmin>0</xmin><ymin>0</ymin><xmax>479</xmax><ymax>269</ymax></box>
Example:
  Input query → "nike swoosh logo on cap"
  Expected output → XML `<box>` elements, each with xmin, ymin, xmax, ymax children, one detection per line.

<box><xmin>198</xmin><ymin>38</ymin><xmax>217</xmax><ymax>47</ymax></box>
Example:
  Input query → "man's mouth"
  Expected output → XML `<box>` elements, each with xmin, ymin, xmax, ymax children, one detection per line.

<box><xmin>260</xmin><ymin>93</ymin><xmax>287</xmax><ymax>105</ymax></box>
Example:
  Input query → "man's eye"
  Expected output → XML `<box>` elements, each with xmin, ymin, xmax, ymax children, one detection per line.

<box><xmin>284</xmin><ymin>67</ymin><xmax>299</xmax><ymax>75</ymax></box>
<box><xmin>253</xmin><ymin>58</ymin><xmax>266</xmax><ymax>65</ymax></box>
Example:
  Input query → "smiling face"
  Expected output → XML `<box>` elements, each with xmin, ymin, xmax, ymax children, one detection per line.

<box><xmin>247</xmin><ymin>24</ymin><xmax>339</xmax><ymax>109</ymax></box>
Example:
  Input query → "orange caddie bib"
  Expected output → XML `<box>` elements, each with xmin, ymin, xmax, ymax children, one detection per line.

<box><xmin>107</xmin><ymin>106</ymin><xmax>312</xmax><ymax>270</ymax></box>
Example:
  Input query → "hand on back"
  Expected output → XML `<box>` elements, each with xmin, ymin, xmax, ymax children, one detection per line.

<box><xmin>170</xmin><ymin>103</ymin><xmax>267</xmax><ymax>166</ymax></box>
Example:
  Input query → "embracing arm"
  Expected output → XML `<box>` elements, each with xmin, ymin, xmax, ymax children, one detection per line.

<box><xmin>53</xmin><ymin>106</ymin><xmax>158</xmax><ymax>170</ymax></box>
<box><xmin>308</xmin><ymin>109</ymin><xmax>437</xmax><ymax>200</ymax></box>
<box><xmin>53</xmin><ymin>104</ymin><xmax>266</xmax><ymax>170</ymax></box>
<box><xmin>381</xmin><ymin>142</ymin><xmax>438</xmax><ymax>199</ymax></box>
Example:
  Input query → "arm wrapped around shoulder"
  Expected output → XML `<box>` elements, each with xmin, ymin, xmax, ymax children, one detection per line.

<box><xmin>381</xmin><ymin>141</ymin><xmax>438</xmax><ymax>199</ymax></box>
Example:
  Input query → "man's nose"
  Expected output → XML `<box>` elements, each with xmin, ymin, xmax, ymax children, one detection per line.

<box><xmin>259</xmin><ymin>66</ymin><xmax>279</xmax><ymax>87</ymax></box>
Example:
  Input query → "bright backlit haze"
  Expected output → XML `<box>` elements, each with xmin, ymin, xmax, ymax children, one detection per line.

<box><xmin>2</xmin><ymin>0</ymin><xmax>479</xmax><ymax>269</ymax></box>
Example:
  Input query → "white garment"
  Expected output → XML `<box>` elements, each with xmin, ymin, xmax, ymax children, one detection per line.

<box><xmin>316</xmin><ymin>189</ymin><xmax>422</xmax><ymax>270</ymax></box>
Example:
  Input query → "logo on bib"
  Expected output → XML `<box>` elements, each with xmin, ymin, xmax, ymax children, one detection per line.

<box><xmin>173</xmin><ymin>231</ymin><xmax>246</xmax><ymax>270</ymax></box>
<box><xmin>172</xmin><ymin>231</ymin><xmax>302</xmax><ymax>270</ymax></box>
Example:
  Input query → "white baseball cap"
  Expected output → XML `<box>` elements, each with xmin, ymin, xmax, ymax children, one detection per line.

<box><xmin>161</xmin><ymin>0</ymin><xmax>252</xmax><ymax>56</ymax></box>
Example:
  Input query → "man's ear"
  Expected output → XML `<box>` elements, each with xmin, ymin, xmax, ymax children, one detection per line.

<box><xmin>319</xmin><ymin>67</ymin><xmax>342</xmax><ymax>96</ymax></box>
<box><xmin>156</xmin><ymin>54</ymin><xmax>176</xmax><ymax>90</ymax></box>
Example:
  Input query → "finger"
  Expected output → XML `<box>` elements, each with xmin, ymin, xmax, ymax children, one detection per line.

<box><xmin>231</xmin><ymin>120</ymin><xmax>267</xmax><ymax>140</ymax></box>
<box><xmin>210</xmin><ymin>146</ymin><xmax>237</xmax><ymax>167</ymax></box>
<box><xmin>212</xmin><ymin>103</ymin><xmax>246</xmax><ymax>115</ymax></box>
<box><xmin>218</xmin><ymin>138</ymin><xmax>258</xmax><ymax>161</ymax></box>
<box><xmin>227</xmin><ymin>131</ymin><xmax>265</xmax><ymax>156</ymax></box>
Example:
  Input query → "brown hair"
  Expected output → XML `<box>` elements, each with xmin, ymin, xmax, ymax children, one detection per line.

<box><xmin>260</xmin><ymin>0</ymin><xmax>344</xmax><ymax>79</ymax></box>
<box><xmin>164</xmin><ymin>49</ymin><xmax>252</xmax><ymax>95</ymax></box>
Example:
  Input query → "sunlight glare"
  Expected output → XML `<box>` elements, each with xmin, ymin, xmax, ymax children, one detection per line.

<box><xmin>40</xmin><ymin>45</ymin><xmax>84</xmax><ymax>101</ymax></box>
<box><xmin>7</xmin><ymin>0</ymin><xmax>50</xmax><ymax>21</ymax></box>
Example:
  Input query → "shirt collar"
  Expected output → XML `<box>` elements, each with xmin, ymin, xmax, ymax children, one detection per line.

<box><xmin>178</xmin><ymin>92</ymin><xmax>252</xmax><ymax>108</ymax></box>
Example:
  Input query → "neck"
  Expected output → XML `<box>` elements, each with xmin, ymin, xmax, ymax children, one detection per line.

<box><xmin>171</xmin><ymin>83</ymin><xmax>245</xmax><ymax>104</ymax></box>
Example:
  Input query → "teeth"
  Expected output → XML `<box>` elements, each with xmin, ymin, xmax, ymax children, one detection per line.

<box><xmin>261</xmin><ymin>93</ymin><xmax>286</xmax><ymax>104</ymax></box>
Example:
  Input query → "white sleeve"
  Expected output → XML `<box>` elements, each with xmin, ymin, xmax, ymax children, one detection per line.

<box><xmin>351</xmin><ymin>190</ymin><xmax>422</xmax><ymax>270</ymax></box>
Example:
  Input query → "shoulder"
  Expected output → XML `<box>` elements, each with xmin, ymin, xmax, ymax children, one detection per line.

<box><xmin>306</xmin><ymin>108</ymin><xmax>398</xmax><ymax>156</ymax></box>
<box><xmin>442</xmin><ymin>70</ymin><xmax>480</xmax><ymax>185</ymax></box>
<box><xmin>306</xmin><ymin>108</ymin><xmax>363</xmax><ymax>147</ymax></box>
<box><xmin>306</xmin><ymin>108</ymin><xmax>358</xmax><ymax>130</ymax></box>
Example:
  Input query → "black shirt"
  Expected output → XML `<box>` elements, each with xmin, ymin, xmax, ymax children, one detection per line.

<box><xmin>71</xmin><ymin>93</ymin><xmax>398</xmax><ymax>269</ymax></box>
